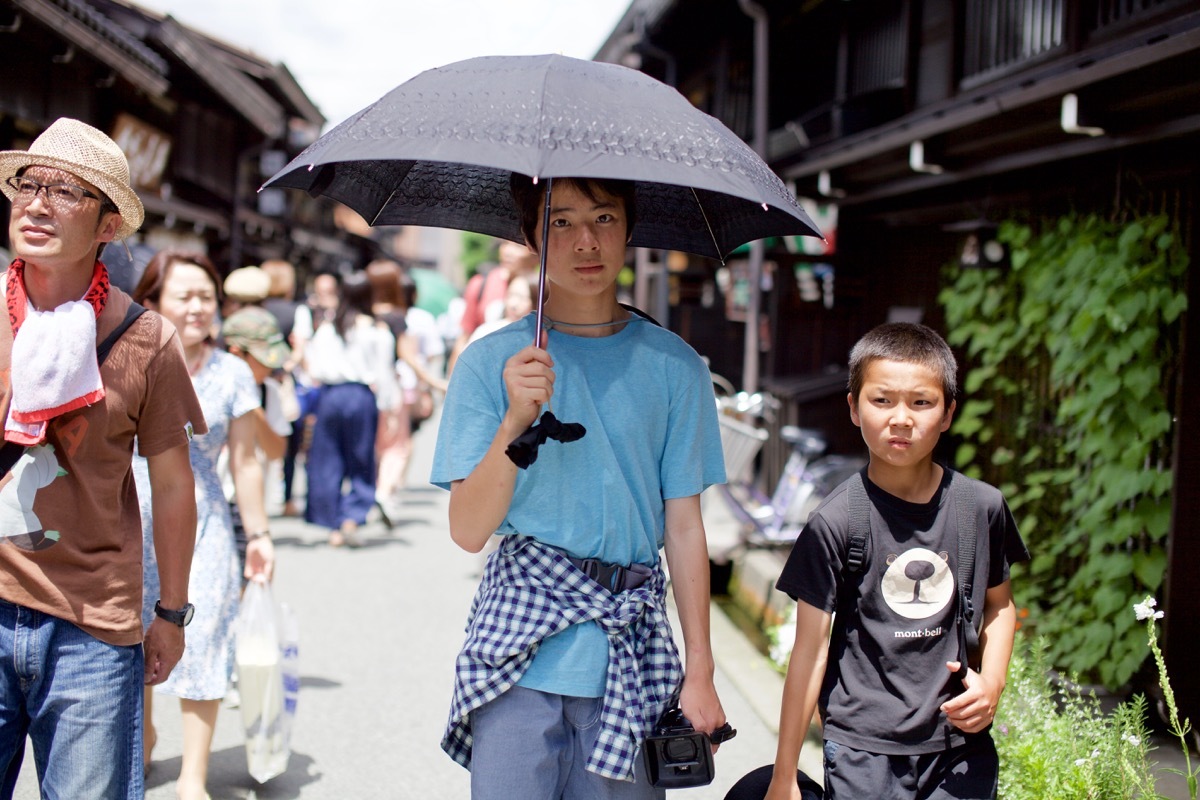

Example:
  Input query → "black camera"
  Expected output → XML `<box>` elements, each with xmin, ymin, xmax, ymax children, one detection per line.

<box><xmin>642</xmin><ymin>707</ymin><xmax>736</xmax><ymax>788</ymax></box>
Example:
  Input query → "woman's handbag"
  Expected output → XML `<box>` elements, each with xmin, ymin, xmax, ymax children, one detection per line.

<box><xmin>410</xmin><ymin>385</ymin><xmax>435</xmax><ymax>423</ymax></box>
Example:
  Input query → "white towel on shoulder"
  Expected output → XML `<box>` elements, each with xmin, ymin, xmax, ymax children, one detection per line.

<box><xmin>5</xmin><ymin>300</ymin><xmax>103</xmax><ymax>445</ymax></box>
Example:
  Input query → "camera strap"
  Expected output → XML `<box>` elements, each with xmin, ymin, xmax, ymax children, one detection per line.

<box><xmin>0</xmin><ymin>302</ymin><xmax>145</xmax><ymax>479</ymax></box>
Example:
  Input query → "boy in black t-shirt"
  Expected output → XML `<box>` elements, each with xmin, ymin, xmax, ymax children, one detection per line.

<box><xmin>766</xmin><ymin>323</ymin><xmax>1029</xmax><ymax>800</ymax></box>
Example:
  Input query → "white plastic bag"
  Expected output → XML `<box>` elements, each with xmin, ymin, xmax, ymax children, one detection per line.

<box><xmin>235</xmin><ymin>579</ymin><xmax>299</xmax><ymax>783</ymax></box>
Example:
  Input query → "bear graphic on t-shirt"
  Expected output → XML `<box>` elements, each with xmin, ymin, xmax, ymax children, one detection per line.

<box><xmin>881</xmin><ymin>548</ymin><xmax>954</xmax><ymax>620</ymax></box>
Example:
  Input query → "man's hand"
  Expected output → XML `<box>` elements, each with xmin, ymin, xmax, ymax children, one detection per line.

<box><xmin>143</xmin><ymin>618</ymin><xmax>184</xmax><ymax>685</ymax></box>
<box><xmin>941</xmin><ymin>661</ymin><xmax>1003</xmax><ymax>733</ymax></box>
<box><xmin>679</xmin><ymin>671</ymin><xmax>727</xmax><ymax>752</ymax></box>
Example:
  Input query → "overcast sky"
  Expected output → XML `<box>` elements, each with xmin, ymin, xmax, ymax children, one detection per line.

<box><xmin>135</xmin><ymin>0</ymin><xmax>633</xmax><ymax>129</ymax></box>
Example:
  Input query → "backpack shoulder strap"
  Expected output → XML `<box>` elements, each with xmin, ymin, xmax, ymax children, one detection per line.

<box><xmin>96</xmin><ymin>302</ymin><xmax>147</xmax><ymax>367</ymax></box>
<box><xmin>950</xmin><ymin>469</ymin><xmax>978</xmax><ymax>620</ymax></box>
<box><xmin>949</xmin><ymin>468</ymin><xmax>981</xmax><ymax>681</ymax></box>
<box><xmin>845</xmin><ymin>468</ymin><xmax>871</xmax><ymax>574</ymax></box>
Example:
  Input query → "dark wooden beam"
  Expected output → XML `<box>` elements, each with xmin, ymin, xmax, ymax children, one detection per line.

<box><xmin>1164</xmin><ymin>170</ymin><xmax>1200</xmax><ymax>740</ymax></box>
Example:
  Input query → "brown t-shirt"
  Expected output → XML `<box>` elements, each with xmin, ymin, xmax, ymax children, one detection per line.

<box><xmin>0</xmin><ymin>285</ymin><xmax>207</xmax><ymax>646</ymax></box>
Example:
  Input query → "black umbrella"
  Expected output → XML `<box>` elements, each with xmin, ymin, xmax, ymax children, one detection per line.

<box><xmin>264</xmin><ymin>53</ymin><xmax>823</xmax><ymax>465</ymax></box>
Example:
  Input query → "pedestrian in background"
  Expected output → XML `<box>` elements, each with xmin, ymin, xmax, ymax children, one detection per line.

<box><xmin>221</xmin><ymin>265</ymin><xmax>270</xmax><ymax>319</ymax></box>
<box><xmin>303</xmin><ymin>270</ymin><xmax>397</xmax><ymax>547</ymax></box>
<box><xmin>766</xmin><ymin>323</ymin><xmax>1030</xmax><ymax>800</ymax></box>
<box><xmin>261</xmin><ymin>258</ymin><xmax>314</xmax><ymax>518</ymax></box>
<box><xmin>365</xmin><ymin>258</ymin><xmax>413</xmax><ymax>524</ymax></box>
<box><xmin>432</xmin><ymin>174</ymin><xmax>727</xmax><ymax>797</ymax></box>
<box><xmin>467</xmin><ymin>268</ymin><xmax>539</xmax><ymax>345</ymax></box>
<box><xmin>222</xmin><ymin>305</ymin><xmax>295</xmax><ymax>571</ymax></box>
<box><xmin>397</xmin><ymin>269</ymin><xmax>449</xmax><ymax>430</ymax></box>
<box><xmin>0</xmin><ymin>118</ymin><xmax>205</xmax><ymax>799</ymax></box>
<box><xmin>307</xmin><ymin>269</ymin><xmax>340</xmax><ymax>329</ymax></box>
<box><xmin>447</xmin><ymin>240</ymin><xmax>537</xmax><ymax>375</ymax></box>
<box><xmin>260</xmin><ymin>258</ymin><xmax>306</xmax><ymax>349</ymax></box>
<box><xmin>132</xmin><ymin>250</ymin><xmax>275</xmax><ymax>800</ymax></box>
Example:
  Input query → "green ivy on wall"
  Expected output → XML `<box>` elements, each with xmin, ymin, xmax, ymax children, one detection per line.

<box><xmin>939</xmin><ymin>213</ymin><xmax>1189</xmax><ymax>690</ymax></box>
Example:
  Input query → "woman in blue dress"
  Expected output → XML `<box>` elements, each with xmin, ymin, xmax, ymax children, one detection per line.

<box><xmin>133</xmin><ymin>250</ymin><xmax>276</xmax><ymax>800</ymax></box>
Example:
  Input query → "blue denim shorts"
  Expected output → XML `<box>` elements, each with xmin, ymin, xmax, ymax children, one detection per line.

<box><xmin>469</xmin><ymin>686</ymin><xmax>663</xmax><ymax>800</ymax></box>
<box><xmin>0</xmin><ymin>598</ymin><xmax>144</xmax><ymax>799</ymax></box>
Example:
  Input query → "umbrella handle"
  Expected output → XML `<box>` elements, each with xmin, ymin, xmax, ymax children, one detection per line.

<box><xmin>532</xmin><ymin>177</ymin><xmax>553</xmax><ymax>349</ymax></box>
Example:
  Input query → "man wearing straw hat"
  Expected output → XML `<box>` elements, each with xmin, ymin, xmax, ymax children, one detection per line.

<box><xmin>0</xmin><ymin>118</ymin><xmax>206</xmax><ymax>798</ymax></box>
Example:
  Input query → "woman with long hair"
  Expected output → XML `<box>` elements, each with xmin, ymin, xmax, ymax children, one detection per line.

<box><xmin>303</xmin><ymin>270</ymin><xmax>398</xmax><ymax>546</ymax></box>
<box><xmin>132</xmin><ymin>249</ymin><xmax>275</xmax><ymax>800</ymax></box>
<box><xmin>364</xmin><ymin>259</ymin><xmax>412</xmax><ymax>523</ymax></box>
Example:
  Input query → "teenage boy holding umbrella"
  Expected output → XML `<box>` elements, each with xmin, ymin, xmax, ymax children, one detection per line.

<box><xmin>432</xmin><ymin>174</ymin><xmax>728</xmax><ymax>798</ymax></box>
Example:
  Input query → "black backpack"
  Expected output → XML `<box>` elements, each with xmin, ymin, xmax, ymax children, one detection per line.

<box><xmin>843</xmin><ymin>468</ymin><xmax>980</xmax><ymax>681</ymax></box>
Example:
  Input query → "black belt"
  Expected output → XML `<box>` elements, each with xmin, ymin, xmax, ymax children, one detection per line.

<box><xmin>564</xmin><ymin>554</ymin><xmax>654</xmax><ymax>594</ymax></box>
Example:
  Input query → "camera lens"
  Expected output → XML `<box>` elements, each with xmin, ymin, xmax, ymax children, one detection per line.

<box><xmin>663</xmin><ymin>737</ymin><xmax>699</xmax><ymax>764</ymax></box>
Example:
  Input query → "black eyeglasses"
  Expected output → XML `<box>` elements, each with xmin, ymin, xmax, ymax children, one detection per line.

<box><xmin>6</xmin><ymin>176</ymin><xmax>106</xmax><ymax>208</ymax></box>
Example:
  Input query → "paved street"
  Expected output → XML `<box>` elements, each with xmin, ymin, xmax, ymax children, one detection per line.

<box><xmin>13</xmin><ymin>409</ymin><xmax>811</xmax><ymax>799</ymax></box>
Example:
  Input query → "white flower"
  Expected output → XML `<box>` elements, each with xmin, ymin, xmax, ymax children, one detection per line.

<box><xmin>1134</xmin><ymin>597</ymin><xmax>1164</xmax><ymax>621</ymax></box>
<box><xmin>1075</xmin><ymin>758</ymin><xmax>1089</xmax><ymax>766</ymax></box>
<box><xmin>1123</xmin><ymin>734</ymin><xmax>1142</xmax><ymax>746</ymax></box>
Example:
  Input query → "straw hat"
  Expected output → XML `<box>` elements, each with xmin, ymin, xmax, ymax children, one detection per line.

<box><xmin>0</xmin><ymin>117</ymin><xmax>144</xmax><ymax>240</ymax></box>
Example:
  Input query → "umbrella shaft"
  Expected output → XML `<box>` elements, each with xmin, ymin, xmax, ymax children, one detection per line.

<box><xmin>533</xmin><ymin>177</ymin><xmax>554</xmax><ymax>349</ymax></box>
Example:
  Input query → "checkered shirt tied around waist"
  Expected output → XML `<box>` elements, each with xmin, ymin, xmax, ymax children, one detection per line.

<box><xmin>442</xmin><ymin>535</ymin><xmax>683</xmax><ymax>782</ymax></box>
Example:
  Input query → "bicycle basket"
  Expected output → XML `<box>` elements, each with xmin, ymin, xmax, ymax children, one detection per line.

<box><xmin>718</xmin><ymin>415</ymin><xmax>769</xmax><ymax>484</ymax></box>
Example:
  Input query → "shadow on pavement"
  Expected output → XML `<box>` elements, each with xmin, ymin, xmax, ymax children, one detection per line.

<box><xmin>298</xmin><ymin>675</ymin><xmax>341</xmax><ymax>691</ymax></box>
<box><xmin>146</xmin><ymin>746</ymin><xmax>319</xmax><ymax>799</ymax></box>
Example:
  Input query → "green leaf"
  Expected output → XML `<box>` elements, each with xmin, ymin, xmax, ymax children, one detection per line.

<box><xmin>1132</xmin><ymin>550</ymin><xmax>1167</xmax><ymax>590</ymax></box>
<box><xmin>1162</xmin><ymin>291</ymin><xmax>1188</xmax><ymax>323</ymax></box>
<box><xmin>1121</xmin><ymin>364</ymin><xmax>1159</xmax><ymax>400</ymax></box>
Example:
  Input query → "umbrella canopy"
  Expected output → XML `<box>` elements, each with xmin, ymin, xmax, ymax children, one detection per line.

<box><xmin>408</xmin><ymin>266</ymin><xmax>458</xmax><ymax>317</ymax></box>
<box><xmin>264</xmin><ymin>53</ymin><xmax>821</xmax><ymax>261</ymax></box>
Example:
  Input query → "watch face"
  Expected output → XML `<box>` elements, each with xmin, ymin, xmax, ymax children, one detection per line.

<box><xmin>157</xmin><ymin>601</ymin><xmax>195</xmax><ymax>627</ymax></box>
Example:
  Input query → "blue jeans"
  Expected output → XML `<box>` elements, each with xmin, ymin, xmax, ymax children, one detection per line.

<box><xmin>470</xmin><ymin>686</ymin><xmax>664</xmax><ymax>800</ymax></box>
<box><xmin>0</xmin><ymin>598</ymin><xmax>143</xmax><ymax>799</ymax></box>
<box><xmin>305</xmin><ymin>383</ymin><xmax>379</xmax><ymax>530</ymax></box>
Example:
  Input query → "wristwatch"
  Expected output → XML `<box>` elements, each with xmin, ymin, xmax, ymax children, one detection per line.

<box><xmin>154</xmin><ymin>600</ymin><xmax>195</xmax><ymax>627</ymax></box>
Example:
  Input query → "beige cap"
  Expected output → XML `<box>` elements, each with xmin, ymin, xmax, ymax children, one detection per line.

<box><xmin>224</xmin><ymin>266</ymin><xmax>271</xmax><ymax>302</ymax></box>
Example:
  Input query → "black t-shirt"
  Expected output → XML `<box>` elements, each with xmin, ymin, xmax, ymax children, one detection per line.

<box><xmin>376</xmin><ymin>308</ymin><xmax>408</xmax><ymax>342</ymax></box>
<box><xmin>263</xmin><ymin>297</ymin><xmax>299</xmax><ymax>341</ymax></box>
<box><xmin>775</xmin><ymin>467</ymin><xmax>1029</xmax><ymax>755</ymax></box>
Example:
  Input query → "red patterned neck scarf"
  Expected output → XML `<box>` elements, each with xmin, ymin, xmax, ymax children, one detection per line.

<box><xmin>4</xmin><ymin>258</ymin><xmax>111</xmax><ymax>445</ymax></box>
<box><xmin>6</xmin><ymin>258</ymin><xmax>110</xmax><ymax>335</ymax></box>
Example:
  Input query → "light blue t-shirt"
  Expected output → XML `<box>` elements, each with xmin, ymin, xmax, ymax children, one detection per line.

<box><xmin>431</xmin><ymin>314</ymin><xmax>726</xmax><ymax>696</ymax></box>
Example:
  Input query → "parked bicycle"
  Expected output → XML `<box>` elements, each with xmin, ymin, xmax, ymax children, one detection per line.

<box><xmin>714</xmin><ymin>390</ymin><xmax>865</xmax><ymax>546</ymax></box>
